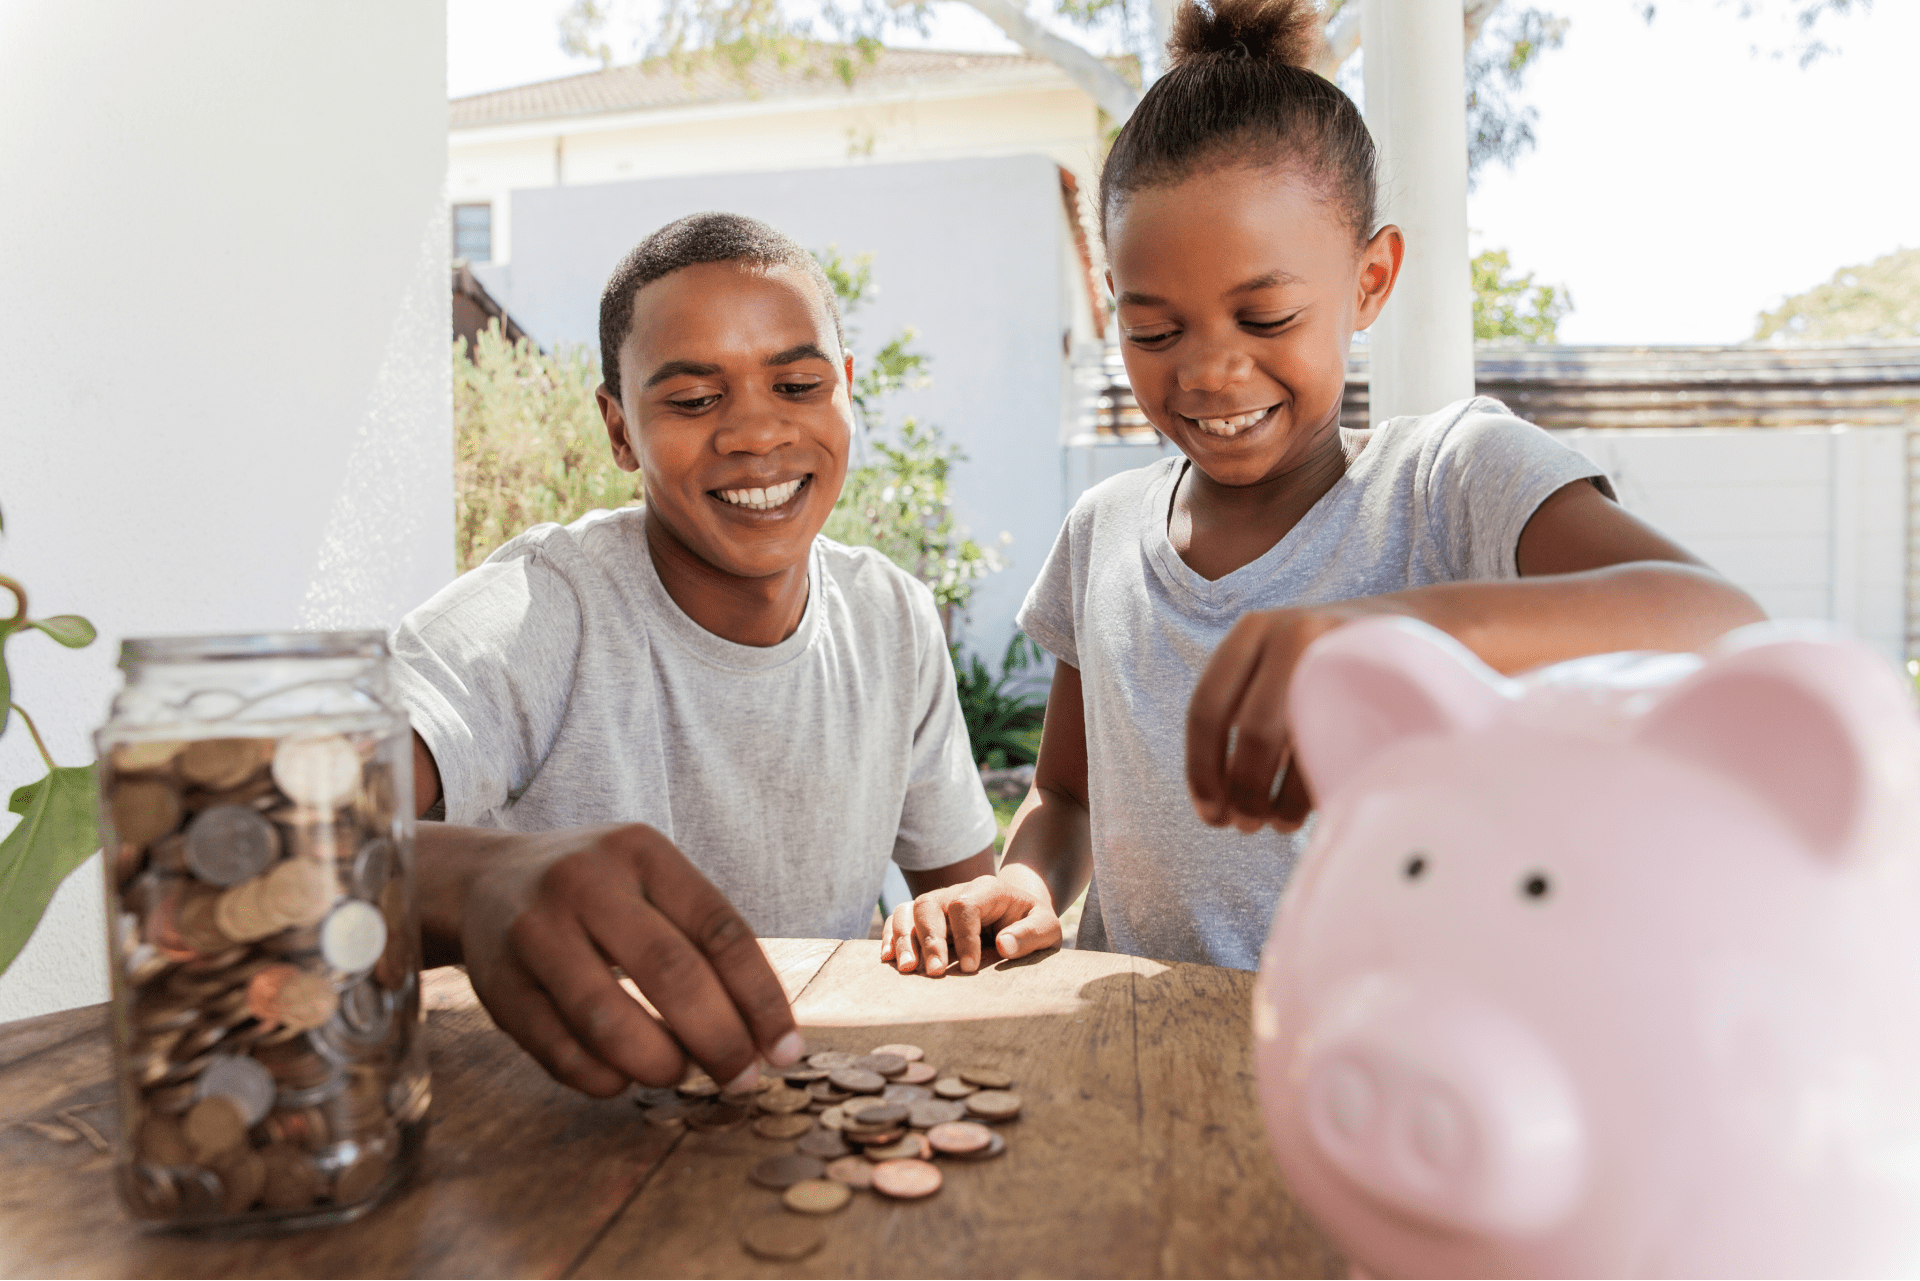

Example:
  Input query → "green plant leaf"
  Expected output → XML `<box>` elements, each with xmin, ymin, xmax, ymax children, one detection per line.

<box><xmin>0</xmin><ymin>652</ymin><xmax>9</xmax><ymax>739</ymax></box>
<box><xmin>28</xmin><ymin>615</ymin><xmax>96</xmax><ymax>649</ymax></box>
<box><xmin>0</xmin><ymin>764</ymin><xmax>101</xmax><ymax>977</ymax></box>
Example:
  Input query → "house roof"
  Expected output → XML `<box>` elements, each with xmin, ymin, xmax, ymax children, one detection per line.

<box><xmin>450</xmin><ymin>46</ymin><xmax>1073</xmax><ymax>130</ymax></box>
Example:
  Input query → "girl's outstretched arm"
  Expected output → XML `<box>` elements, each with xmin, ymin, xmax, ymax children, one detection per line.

<box><xmin>879</xmin><ymin>663</ymin><xmax>1093</xmax><ymax>973</ymax></box>
<box><xmin>1186</xmin><ymin>479</ymin><xmax>1767</xmax><ymax>832</ymax></box>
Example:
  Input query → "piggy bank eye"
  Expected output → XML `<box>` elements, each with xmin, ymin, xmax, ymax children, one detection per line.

<box><xmin>1520</xmin><ymin>872</ymin><xmax>1552</xmax><ymax>901</ymax></box>
<box><xmin>1403</xmin><ymin>853</ymin><xmax>1428</xmax><ymax>881</ymax></box>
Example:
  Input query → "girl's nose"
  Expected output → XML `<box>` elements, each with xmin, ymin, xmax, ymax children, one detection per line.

<box><xmin>1175</xmin><ymin>341</ymin><xmax>1253</xmax><ymax>395</ymax></box>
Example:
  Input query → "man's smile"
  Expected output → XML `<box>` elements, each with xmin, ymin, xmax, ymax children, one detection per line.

<box><xmin>712</xmin><ymin>474</ymin><xmax>810</xmax><ymax>512</ymax></box>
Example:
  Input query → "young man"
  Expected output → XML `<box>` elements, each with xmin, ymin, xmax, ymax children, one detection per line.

<box><xmin>396</xmin><ymin>214</ymin><xmax>999</xmax><ymax>1099</ymax></box>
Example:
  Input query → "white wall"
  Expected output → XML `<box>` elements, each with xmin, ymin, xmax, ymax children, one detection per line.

<box><xmin>1553</xmin><ymin>427</ymin><xmax>1907</xmax><ymax>662</ymax></box>
<box><xmin>0</xmin><ymin>2</ymin><xmax>452</xmax><ymax>1020</ymax></box>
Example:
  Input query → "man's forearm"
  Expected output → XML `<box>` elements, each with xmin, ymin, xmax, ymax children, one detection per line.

<box><xmin>1000</xmin><ymin>785</ymin><xmax>1092</xmax><ymax>916</ymax></box>
<box><xmin>1386</xmin><ymin>562</ymin><xmax>1765</xmax><ymax>676</ymax></box>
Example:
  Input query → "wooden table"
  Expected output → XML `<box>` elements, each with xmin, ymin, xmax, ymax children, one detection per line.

<box><xmin>0</xmin><ymin>940</ymin><xmax>1342</xmax><ymax>1278</ymax></box>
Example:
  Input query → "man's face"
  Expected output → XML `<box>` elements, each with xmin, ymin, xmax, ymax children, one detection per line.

<box><xmin>598</xmin><ymin>261</ymin><xmax>852</xmax><ymax>582</ymax></box>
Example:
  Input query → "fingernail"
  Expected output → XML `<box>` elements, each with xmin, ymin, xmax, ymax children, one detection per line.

<box><xmin>927</xmin><ymin>955</ymin><xmax>944</xmax><ymax>975</ymax></box>
<box><xmin>724</xmin><ymin>1062</ymin><xmax>761</xmax><ymax>1094</ymax></box>
<box><xmin>769</xmin><ymin>1031</ymin><xmax>806</xmax><ymax>1067</ymax></box>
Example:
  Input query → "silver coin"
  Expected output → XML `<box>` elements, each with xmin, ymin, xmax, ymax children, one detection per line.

<box><xmin>183</xmin><ymin>805</ymin><xmax>280</xmax><ymax>886</ymax></box>
<box><xmin>272</xmin><ymin>735</ymin><xmax>363</xmax><ymax>809</ymax></box>
<box><xmin>907</xmin><ymin>1098</ymin><xmax>967</xmax><ymax>1129</ymax></box>
<box><xmin>196</xmin><ymin>1053</ymin><xmax>277</xmax><ymax>1125</ymax></box>
<box><xmin>337</xmin><ymin>977</ymin><xmax>394</xmax><ymax>1039</ymax></box>
<box><xmin>350</xmin><ymin>838</ymin><xmax>395</xmax><ymax>900</ymax></box>
<box><xmin>320</xmin><ymin>900</ymin><xmax>387</xmax><ymax>973</ymax></box>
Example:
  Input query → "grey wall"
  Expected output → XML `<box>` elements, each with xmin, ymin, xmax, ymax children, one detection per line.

<box><xmin>489</xmin><ymin>154</ymin><xmax>1072</xmax><ymax>661</ymax></box>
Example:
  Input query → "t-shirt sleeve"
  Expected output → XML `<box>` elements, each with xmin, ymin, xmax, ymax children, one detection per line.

<box><xmin>388</xmin><ymin>551</ymin><xmax>583</xmax><ymax>825</ymax></box>
<box><xmin>1014</xmin><ymin>507</ymin><xmax>1082</xmax><ymax>669</ymax></box>
<box><xmin>1423</xmin><ymin>400</ymin><xmax>1609</xmax><ymax>580</ymax></box>
<box><xmin>891</xmin><ymin>585</ymin><xmax>999</xmax><ymax>872</ymax></box>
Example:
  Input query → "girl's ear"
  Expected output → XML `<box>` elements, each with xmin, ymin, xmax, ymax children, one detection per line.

<box><xmin>1353</xmin><ymin>224</ymin><xmax>1403</xmax><ymax>331</ymax></box>
<box><xmin>1289</xmin><ymin>616</ymin><xmax>1510</xmax><ymax>802</ymax></box>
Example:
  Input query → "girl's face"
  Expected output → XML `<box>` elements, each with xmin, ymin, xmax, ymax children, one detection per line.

<box><xmin>1107</xmin><ymin>165</ymin><xmax>1401</xmax><ymax>488</ymax></box>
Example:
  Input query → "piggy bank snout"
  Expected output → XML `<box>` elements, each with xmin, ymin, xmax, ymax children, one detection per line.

<box><xmin>1299</xmin><ymin>977</ymin><xmax>1587</xmax><ymax>1239</ymax></box>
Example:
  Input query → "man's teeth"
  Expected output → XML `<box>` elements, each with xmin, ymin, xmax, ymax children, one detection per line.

<box><xmin>1193</xmin><ymin>408</ymin><xmax>1270</xmax><ymax>437</ymax></box>
<box><xmin>718</xmin><ymin>478</ymin><xmax>804</xmax><ymax>510</ymax></box>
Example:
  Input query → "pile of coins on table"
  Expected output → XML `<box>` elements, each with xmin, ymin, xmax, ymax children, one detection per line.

<box><xmin>633</xmin><ymin>1043</ymin><xmax>1023</xmax><ymax>1262</ymax></box>
<box><xmin>99</xmin><ymin>730</ymin><xmax>427</xmax><ymax>1226</ymax></box>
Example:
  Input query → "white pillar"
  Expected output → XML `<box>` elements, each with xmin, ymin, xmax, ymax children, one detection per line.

<box><xmin>1360</xmin><ymin>0</ymin><xmax>1476</xmax><ymax>424</ymax></box>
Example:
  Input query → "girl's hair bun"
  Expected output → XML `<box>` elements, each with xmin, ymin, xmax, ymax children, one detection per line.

<box><xmin>1167</xmin><ymin>0</ymin><xmax>1324</xmax><ymax>72</ymax></box>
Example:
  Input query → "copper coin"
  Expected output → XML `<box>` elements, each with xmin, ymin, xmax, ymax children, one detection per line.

<box><xmin>806</xmin><ymin>1079</ymin><xmax>850</xmax><ymax>1104</ymax></box>
<box><xmin>742</xmin><ymin>1215</ymin><xmax>823</xmax><ymax>1262</ymax></box>
<box><xmin>112</xmin><ymin>779</ymin><xmax>183</xmax><ymax>847</ymax></box>
<box><xmin>958</xmin><ymin>1066</ymin><xmax>1012</xmax><ymax>1089</ymax></box>
<box><xmin>174</xmin><ymin>891</ymin><xmax>233</xmax><ymax>956</ymax></box>
<box><xmin>783</xmin><ymin>1178</ymin><xmax>851</xmax><ymax>1215</ymax></box>
<box><xmin>933</xmin><ymin>1076</ymin><xmax>977</xmax><ymax>1099</ymax></box>
<box><xmin>112</xmin><ymin>739</ymin><xmax>185</xmax><ymax>774</ymax></box>
<box><xmin>861</xmin><ymin>1135</ymin><xmax>922</xmax><ymax>1162</ymax></box>
<box><xmin>818</xmin><ymin>1105</ymin><xmax>848</xmax><ymax>1131</ymax></box>
<box><xmin>897</xmin><ymin>1061</ymin><xmax>939</xmax><ymax>1085</ymax></box>
<box><xmin>643</xmin><ymin>1103</ymin><xmax>691</xmax><ymax>1131</ymax></box>
<box><xmin>966</xmin><ymin>1090</ymin><xmax>1022</xmax><ymax>1121</ymax></box>
<box><xmin>677</xmin><ymin>1074</ymin><xmax>719</xmax><ymax>1098</ymax></box>
<box><xmin>927</xmin><ymin>1120</ymin><xmax>993</xmax><ymax>1154</ymax></box>
<box><xmin>197</xmin><ymin>1054</ymin><xmax>276</xmax><ymax>1125</ymax></box>
<box><xmin>688</xmin><ymin>1101</ymin><xmax>748</xmax><ymax>1131</ymax></box>
<box><xmin>180</xmin><ymin>737</ymin><xmax>271</xmax><ymax>791</ymax></box>
<box><xmin>184</xmin><ymin>804</ymin><xmax>280</xmax><ymax>886</ymax></box>
<box><xmin>870</xmin><ymin>1042</ymin><xmax>924</xmax><ymax>1062</ymax></box>
<box><xmin>853</xmin><ymin>1052</ymin><xmax>907</xmax><ymax>1078</ymax></box>
<box><xmin>882</xmin><ymin>1082</ymin><xmax>932</xmax><ymax>1106</ymax></box>
<box><xmin>260</xmin><ymin>1144</ymin><xmax>324</xmax><ymax>1210</ymax></box>
<box><xmin>910</xmin><ymin>1099</ymin><xmax>968</xmax><ymax>1129</ymax></box>
<box><xmin>275</xmin><ymin>971</ymin><xmax>340</xmax><ymax>1031</ymax></box>
<box><xmin>945</xmin><ymin>1130</ymin><xmax>1008</xmax><ymax>1163</ymax></box>
<box><xmin>807</xmin><ymin>1050</ymin><xmax>856</xmax><ymax>1071</ymax></box>
<box><xmin>246</xmin><ymin>965</ymin><xmax>299</xmax><ymax>1025</ymax></box>
<box><xmin>137</xmin><ymin>1113</ymin><xmax>192</xmax><ymax>1165</ymax></box>
<box><xmin>633</xmin><ymin>1086</ymin><xmax>680</xmax><ymax>1108</ymax></box>
<box><xmin>757</xmin><ymin>1085</ymin><xmax>810</xmax><ymax>1115</ymax></box>
<box><xmin>334</xmin><ymin>1148</ymin><xmax>390</xmax><ymax>1204</ymax></box>
<box><xmin>782</xmin><ymin>1066</ymin><xmax>829</xmax><ymax>1084</ymax></box>
<box><xmin>870</xmin><ymin>1158</ymin><xmax>943</xmax><ymax>1199</ymax></box>
<box><xmin>753</xmin><ymin>1112</ymin><xmax>814</xmax><ymax>1140</ymax></box>
<box><xmin>846</xmin><ymin>1100</ymin><xmax>908</xmax><ymax>1128</ymax></box>
<box><xmin>125</xmin><ymin>1164</ymin><xmax>180</xmax><ymax>1219</ymax></box>
<box><xmin>828</xmin><ymin>1067</ymin><xmax>885</xmax><ymax>1094</ymax></box>
<box><xmin>218</xmin><ymin>1148</ymin><xmax>266</xmax><ymax>1213</ymax></box>
<box><xmin>846</xmin><ymin>1128</ymin><xmax>904</xmax><ymax>1147</ymax></box>
<box><xmin>176</xmin><ymin>1167</ymin><xmax>224</xmax><ymax>1217</ymax></box>
<box><xmin>749</xmin><ymin>1154</ymin><xmax>827</xmax><ymax>1190</ymax></box>
<box><xmin>795</xmin><ymin>1128</ymin><xmax>851</xmax><ymax>1160</ymax></box>
<box><xmin>262</xmin><ymin>857</ymin><xmax>337</xmax><ymax>930</ymax></box>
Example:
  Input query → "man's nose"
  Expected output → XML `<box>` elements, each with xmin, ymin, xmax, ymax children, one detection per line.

<box><xmin>713</xmin><ymin>392</ymin><xmax>801</xmax><ymax>454</ymax></box>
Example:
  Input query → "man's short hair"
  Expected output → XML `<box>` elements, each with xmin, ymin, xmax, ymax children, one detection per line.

<box><xmin>598</xmin><ymin>212</ymin><xmax>845</xmax><ymax>402</ymax></box>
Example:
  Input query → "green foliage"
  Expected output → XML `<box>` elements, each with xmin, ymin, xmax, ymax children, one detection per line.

<box><xmin>1472</xmin><ymin>248</ymin><xmax>1571</xmax><ymax>343</ymax></box>
<box><xmin>0</xmin><ymin>504</ymin><xmax>101</xmax><ymax>978</ymax></box>
<box><xmin>813</xmin><ymin>246</ymin><xmax>1002</xmax><ymax>620</ymax></box>
<box><xmin>454</xmin><ymin>324</ymin><xmax>642</xmax><ymax>573</ymax></box>
<box><xmin>954</xmin><ymin>634</ymin><xmax>1048</xmax><ymax>769</ymax></box>
<box><xmin>1752</xmin><ymin>247</ymin><xmax>1920</xmax><ymax>344</ymax></box>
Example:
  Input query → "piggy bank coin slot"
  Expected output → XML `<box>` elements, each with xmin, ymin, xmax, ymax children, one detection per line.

<box><xmin>1519</xmin><ymin>872</ymin><xmax>1551</xmax><ymax>902</ymax></box>
<box><xmin>1402</xmin><ymin>853</ymin><xmax>1428</xmax><ymax>882</ymax></box>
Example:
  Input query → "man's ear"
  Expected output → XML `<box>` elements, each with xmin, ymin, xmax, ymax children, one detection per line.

<box><xmin>843</xmin><ymin>351</ymin><xmax>855</xmax><ymax>391</ymax></box>
<box><xmin>1353</xmin><ymin>224</ymin><xmax>1404</xmax><ymax>331</ymax></box>
<box><xmin>596</xmin><ymin>383</ymin><xmax>640</xmax><ymax>472</ymax></box>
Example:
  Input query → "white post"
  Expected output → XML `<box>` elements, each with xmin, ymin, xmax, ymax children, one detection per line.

<box><xmin>1360</xmin><ymin>0</ymin><xmax>1476</xmax><ymax>424</ymax></box>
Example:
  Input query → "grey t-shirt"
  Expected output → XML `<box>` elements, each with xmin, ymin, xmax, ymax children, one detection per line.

<box><xmin>390</xmin><ymin>507</ymin><xmax>998</xmax><ymax>941</ymax></box>
<box><xmin>1016</xmin><ymin>398</ymin><xmax>1608</xmax><ymax>969</ymax></box>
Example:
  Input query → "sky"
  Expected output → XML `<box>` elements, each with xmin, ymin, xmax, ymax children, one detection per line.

<box><xmin>447</xmin><ymin>0</ymin><xmax>1920</xmax><ymax>345</ymax></box>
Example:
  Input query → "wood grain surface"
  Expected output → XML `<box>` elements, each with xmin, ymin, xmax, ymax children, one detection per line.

<box><xmin>0</xmin><ymin>939</ymin><xmax>1341</xmax><ymax>1279</ymax></box>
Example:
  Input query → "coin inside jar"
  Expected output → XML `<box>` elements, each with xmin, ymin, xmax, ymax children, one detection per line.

<box><xmin>196</xmin><ymin>1053</ymin><xmax>277</xmax><ymax>1125</ymax></box>
<box><xmin>271</xmin><ymin>735</ymin><xmax>363</xmax><ymax>809</ymax></box>
<box><xmin>179</xmin><ymin>738</ymin><xmax>271</xmax><ymax>791</ymax></box>
<box><xmin>184</xmin><ymin>805</ymin><xmax>281</xmax><ymax>887</ymax></box>
<box><xmin>333</xmin><ymin>1148</ymin><xmax>391</xmax><ymax>1204</ymax></box>
<box><xmin>870</xmin><ymin>1157</ymin><xmax>943</xmax><ymax>1199</ymax></box>
<box><xmin>782</xmin><ymin>1178</ymin><xmax>851</xmax><ymax>1215</ymax></box>
<box><xmin>319</xmin><ymin>900</ymin><xmax>388</xmax><ymax>973</ymax></box>
<box><xmin>112</xmin><ymin>779</ymin><xmax>183</xmax><ymax>848</ymax></box>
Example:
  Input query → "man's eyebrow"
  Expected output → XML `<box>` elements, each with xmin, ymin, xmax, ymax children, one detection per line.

<box><xmin>766</xmin><ymin>343</ymin><xmax>834</xmax><ymax>367</ymax></box>
<box><xmin>644</xmin><ymin>359</ymin><xmax>721</xmax><ymax>389</ymax></box>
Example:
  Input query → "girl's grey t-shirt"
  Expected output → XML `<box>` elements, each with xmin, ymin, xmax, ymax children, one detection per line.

<box><xmin>1016</xmin><ymin>398</ymin><xmax>1608</xmax><ymax>969</ymax></box>
<box><xmin>390</xmin><ymin>507</ymin><xmax>998</xmax><ymax>942</ymax></box>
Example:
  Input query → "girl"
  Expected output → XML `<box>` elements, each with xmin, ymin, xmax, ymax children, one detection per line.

<box><xmin>882</xmin><ymin>0</ymin><xmax>1763</xmax><ymax>974</ymax></box>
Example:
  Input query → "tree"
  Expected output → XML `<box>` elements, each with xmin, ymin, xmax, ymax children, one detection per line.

<box><xmin>1751</xmin><ymin>247</ymin><xmax>1920</xmax><ymax>344</ymax></box>
<box><xmin>1472</xmin><ymin>248</ymin><xmax>1570</xmax><ymax>342</ymax></box>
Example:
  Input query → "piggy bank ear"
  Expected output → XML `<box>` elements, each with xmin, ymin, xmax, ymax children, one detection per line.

<box><xmin>1289</xmin><ymin>617</ymin><xmax>1512</xmax><ymax>802</ymax></box>
<box><xmin>1637</xmin><ymin>629</ymin><xmax>1920</xmax><ymax>861</ymax></box>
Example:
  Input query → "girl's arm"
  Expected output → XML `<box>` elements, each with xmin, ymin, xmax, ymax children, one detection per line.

<box><xmin>879</xmin><ymin>662</ymin><xmax>1093</xmax><ymax>973</ymax></box>
<box><xmin>1186</xmin><ymin>480</ymin><xmax>1767</xmax><ymax>831</ymax></box>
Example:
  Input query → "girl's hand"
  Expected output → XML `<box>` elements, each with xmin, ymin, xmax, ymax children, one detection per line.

<box><xmin>1186</xmin><ymin>603</ymin><xmax>1385</xmax><ymax>833</ymax></box>
<box><xmin>878</xmin><ymin>867</ymin><xmax>1061</xmax><ymax>976</ymax></box>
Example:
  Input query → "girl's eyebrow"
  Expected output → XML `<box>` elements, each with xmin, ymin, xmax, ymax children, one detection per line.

<box><xmin>1118</xmin><ymin>270</ymin><xmax>1302</xmax><ymax>309</ymax></box>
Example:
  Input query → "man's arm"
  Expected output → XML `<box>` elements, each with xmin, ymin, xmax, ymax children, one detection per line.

<box><xmin>879</xmin><ymin>663</ymin><xmax>1093</xmax><ymax>974</ymax></box>
<box><xmin>1185</xmin><ymin>480</ymin><xmax>1768</xmax><ymax>830</ymax></box>
<box><xmin>406</xmin><ymin>731</ymin><xmax>804</xmax><ymax>1097</ymax></box>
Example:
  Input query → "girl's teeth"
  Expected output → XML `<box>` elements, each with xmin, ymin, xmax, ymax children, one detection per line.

<box><xmin>719</xmin><ymin>478</ymin><xmax>804</xmax><ymax>510</ymax></box>
<box><xmin>1194</xmin><ymin>408</ymin><xmax>1269</xmax><ymax>437</ymax></box>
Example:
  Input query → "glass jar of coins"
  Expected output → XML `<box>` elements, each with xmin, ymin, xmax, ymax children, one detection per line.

<box><xmin>94</xmin><ymin>631</ymin><xmax>429</xmax><ymax>1229</ymax></box>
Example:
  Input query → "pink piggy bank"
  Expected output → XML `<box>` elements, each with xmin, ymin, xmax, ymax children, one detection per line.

<box><xmin>1253</xmin><ymin>617</ymin><xmax>1920</xmax><ymax>1276</ymax></box>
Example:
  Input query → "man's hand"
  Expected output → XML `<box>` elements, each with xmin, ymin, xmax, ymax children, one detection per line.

<box><xmin>449</xmin><ymin>822</ymin><xmax>805</xmax><ymax>1097</ymax></box>
<box><xmin>877</xmin><ymin>865</ymin><xmax>1060</xmax><ymax>976</ymax></box>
